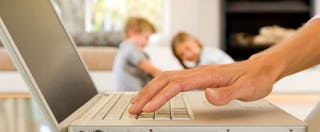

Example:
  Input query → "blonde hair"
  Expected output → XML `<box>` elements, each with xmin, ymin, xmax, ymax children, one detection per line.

<box><xmin>171</xmin><ymin>32</ymin><xmax>202</xmax><ymax>69</ymax></box>
<box><xmin>123</xmin><ymin>17</ymin><xmax>156</xmax><ymax>38</ymax></box>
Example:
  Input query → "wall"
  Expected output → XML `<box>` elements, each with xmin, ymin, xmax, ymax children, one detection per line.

<box><xmin>166</xmin><ymin>0</ymin><xmax>319</xmax><ymax>49</ymax></box>
<box><xmin>315</xmin><ymin>0</ymin><xmax>320</xmax><ymax>14</ymax></box>
<box><xmin>165</xmin><ymin>0</ymin><xmax>221</xmax><ymax>48</ymax></box>
<box><xmin>2</xmin><ymin>0</ymin><xmax>320</xmax><ymax>93</ymax></box>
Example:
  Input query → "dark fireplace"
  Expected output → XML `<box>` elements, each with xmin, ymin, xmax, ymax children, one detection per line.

<box><xmin>221</xmin><ymin>0</ymin><xmax>313</xmax><ymax>60</ymax></box>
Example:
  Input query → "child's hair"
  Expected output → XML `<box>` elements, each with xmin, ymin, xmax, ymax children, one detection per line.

<box><xmin>123</xmin><ymin>17</ymin><xmax>156</xmax><ymax>39</ymax></box>
<box><xmin>171</xmin><ymin>32</ymin><xmax>202</xmax><ymax>69</ymax></box>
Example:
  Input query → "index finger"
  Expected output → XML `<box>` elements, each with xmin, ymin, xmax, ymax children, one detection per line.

<box><xmin>128</xmin><ymin>72</ymin><xmax>172</xmax><ymax>114</ymax></box>
<box><xmin>141</xmin><ymin>81</ymin><xmax>182</xmax><ymax>112</ymax></box>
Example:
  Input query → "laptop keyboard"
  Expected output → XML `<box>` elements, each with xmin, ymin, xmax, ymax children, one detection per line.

<box><xmin>92</xmin><ymin>93</ymin><xmax>191</xmax><ymax>120</ymax></box>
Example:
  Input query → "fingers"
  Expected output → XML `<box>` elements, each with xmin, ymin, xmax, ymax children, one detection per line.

<box><xmin>129</xmin><ymin>69</ymin><xmax>201</xmax><ymax>114</ymax></box>
<box><xmin>128</xmin><ymin>72</ymin><xmax>172</xmax><ymax>114</ymax></box>
<box><xmin>142</xmin><ymin>82</ymin><xmax>182</xmax><ymax>112</ymax></box>
<box><xmin>130</xmin><ymin>96</ymin><xmax>137</xmax><ymax>104</ymax></box>
<box><xmin>128</xmin><ymin>65</ymin><xmax>235</xmax><ymax>114</ymax></box>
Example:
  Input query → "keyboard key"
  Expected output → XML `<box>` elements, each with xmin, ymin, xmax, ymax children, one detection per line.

<box><xmin>155</xmin><ymin>113</ymin><xmax>171</xmax><ymax>120</ymax></box>
<box><xmin>92</xmin><ymin>94</ymin><xmax>121</xmax><ymax>120</ymax></box>
<box><xmin>172</xmin><ymin>113</ymin><xmax>190</xmax><ymax>120</ymax></box>
<box><xmin>156</xmin><ymin>102</ymin><xmax>170</xmax><ymax>114</ymax></box>
<box><xmin>121</xmin><ymin>112</ymin><xmax>138</xmax><ymax>120</ymax></box>
<box><xmin>170</xmin><ymin>94</ymin><xmax>190</xmax><ymax>120</ymax></box>
<box><xmin>102</xmin><ymin>93</ymin><xmax>193</xmax><ymax>121</ymax></box>
<box><xmin>104</xmin><ymin>94</ymin><xmax>132</xmax><ymax>120</ymax></box>
<box><xmin>137</xmin><ymin>112</ymin><xmax>154</xmax><ymax>120</ymax></box>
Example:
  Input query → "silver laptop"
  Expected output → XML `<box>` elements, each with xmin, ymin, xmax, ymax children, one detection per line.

<box><xmin>0</xmin><ymin>0</ymin><xmax>317</xmax><ymax>132</ymax></box>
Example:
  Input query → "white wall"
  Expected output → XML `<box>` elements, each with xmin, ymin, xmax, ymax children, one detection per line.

<box><xmin>315</xmin><ymin>0</ymin><xmax>320</xmax><ymax>14</ymax></box>
<box><xmin>166</xmin><ymin>0</ymin><xmax>221</xmax><ymax>48</ymax></box>
<box><xmin>198</xmin><ymin>0</ymin><xmax>221</xmax><ymax>48</ymax></box>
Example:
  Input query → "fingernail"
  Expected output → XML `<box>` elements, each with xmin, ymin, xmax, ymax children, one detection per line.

<box><xmin>128</xmin><ymin>104</ymin><xmax>137</xmax><ymax>114</ymax></box>
<box><xmin>130</xmin><ymin>97</ymin><xmax>137</xmax><ymax>104</ymax></box>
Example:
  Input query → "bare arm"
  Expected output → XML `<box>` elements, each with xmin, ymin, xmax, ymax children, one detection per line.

<box><xmin>129</xmin><ymin>20</ymin><xmax>320</xmax><ymax>115</ymax></box>
<box><xmin>138</xmin><ymin>60</ymin><xmax>162</xmax><ymax>77</ymax></box>
<box><xmin>253</xmin><ymin>19</ymin><xmax>320</xmax><ymax>78</ymax></box>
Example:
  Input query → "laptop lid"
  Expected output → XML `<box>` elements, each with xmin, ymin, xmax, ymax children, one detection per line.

<box><xmin>0</xmin><ymin>0</ymin><xmax>98</xmax><ymax>129</ymax></box>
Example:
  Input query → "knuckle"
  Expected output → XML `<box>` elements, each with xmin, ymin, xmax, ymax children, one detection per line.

<box><xmin>163</xmin><ymin>93</ymin><xmax>172</xmax><ymax>101</ymax></box>
<box><xmin>170</xmin><ymin>79</ymin><xmax>184</xmax><ymax>91</ymax></box>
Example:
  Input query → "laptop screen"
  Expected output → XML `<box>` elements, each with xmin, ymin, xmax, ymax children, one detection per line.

<box><xmin>0</xmin><ymin>0</ymin><xmax>98</xmax><ymax>123</ymax></box>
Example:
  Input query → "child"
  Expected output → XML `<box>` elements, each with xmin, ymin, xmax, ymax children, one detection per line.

<box><xmin>171</xmin><ymin>32</ymin><xmax>234</xmax><ymax>69</ymax></box>
<box><xmin>113</xmin><ymin>17</ymin><xmax>161</xmax><ymax>91</ymax></box>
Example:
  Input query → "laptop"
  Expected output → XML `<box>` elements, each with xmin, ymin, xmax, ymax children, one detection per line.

<box><xmin>0</xmin><ymin>0</ymin><xmax>317</xmax><ymax>132</ymax></box>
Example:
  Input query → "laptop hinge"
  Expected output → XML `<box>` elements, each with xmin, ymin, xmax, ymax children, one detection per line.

<box><xmin>59</xmin><ymin>93</ymin><xmax>103</xmax><ymax>132</ymax></box>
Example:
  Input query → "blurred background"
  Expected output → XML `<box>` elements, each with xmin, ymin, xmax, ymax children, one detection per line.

<box><xmin>1</xmin><ymin>0</ymin><xmax>320</xmax><ymax>131</ymax></box>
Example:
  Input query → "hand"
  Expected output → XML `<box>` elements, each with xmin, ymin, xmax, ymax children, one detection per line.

<box><xmin>129</xmin><ymin>57</ymin><xmax>282</xmax><ymax>115</ymax></box>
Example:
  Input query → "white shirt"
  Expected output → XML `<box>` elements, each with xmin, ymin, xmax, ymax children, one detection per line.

<box><xmin>198</xmin><ymin>47</ymin><xmax>234</xmax><ymax>66</ymax></box>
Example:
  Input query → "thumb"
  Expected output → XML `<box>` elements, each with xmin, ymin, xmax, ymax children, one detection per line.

<box><xmin>205</xmin><ymin>86</ymin><xmax>236</xmax><ymax>106</ymax></box>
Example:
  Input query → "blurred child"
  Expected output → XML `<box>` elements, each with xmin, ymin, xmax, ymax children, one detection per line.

<box><xmin>171</xmin><ymin>32</ymin><xmax>234</xmax><ymax>69</ymax></box>
<box><xmin>113</xmin><ymin>17</ymin><xmax>161</xmax><ymax>91</ymax></box>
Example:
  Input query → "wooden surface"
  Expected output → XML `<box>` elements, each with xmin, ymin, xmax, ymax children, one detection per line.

<box><xmin>266</xmin><ymin>93</ymin><xmax>320</xmax><ymax>120</ymax></box>
<box><xmin>266</xmin><ymin>94</ymin><xmax>320</xmax><ymax>105</ymax></box>
<box><xmin>0</xmin><ymin>48</ymin><xmax>15</xmax><ymax>70</ymax></box>
<box><xmin>77</xmin><ymin>47</ymin><xmax>118</xmax><ymax>70</ymax></box>
<box><xmin>0</xmin><ymin>47</ymin><xmax>118</xmax><ymax>71</ymax></box>
<box><xmin>0</xmin><ymin>92</ymin><xmax>319</xmax><ymax>120</ymax></box>
<box><xmin>0</xmin><ymin>93</ymin><xmax>31</xmax><ymax>98</ymax></box>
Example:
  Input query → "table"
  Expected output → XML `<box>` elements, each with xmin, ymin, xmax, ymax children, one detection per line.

<box><xmin>0</xmin><ymin>93</ymin><xmax>319</xmax><ymax>132</ymax></box>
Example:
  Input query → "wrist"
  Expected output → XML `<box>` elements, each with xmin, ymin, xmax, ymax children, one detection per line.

<box><xmin>249</xmin><ymin>51</ymin><xmax>288</xmax><ymax>83</ymax></box>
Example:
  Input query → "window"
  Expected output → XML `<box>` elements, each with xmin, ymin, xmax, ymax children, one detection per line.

<box><xmin>53</xmin><ymin>0</ymin><xmax>164</xmax><ymax>47</ymax></box>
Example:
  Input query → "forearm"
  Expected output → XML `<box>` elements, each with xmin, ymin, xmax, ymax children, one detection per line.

<box><xmin>147</xmin><ymin>67</ymin><xmax>162</xmax><ymax>77</ymax></box>
<box><xmin>138</xmin><ymin>60</ymin><xmax>162</xmax><ymax>77</ymax></box>
<box><xmin>250</xmin><ymin>20</ymin><xmax>320</xmax><ymax>81</ymax></box>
